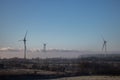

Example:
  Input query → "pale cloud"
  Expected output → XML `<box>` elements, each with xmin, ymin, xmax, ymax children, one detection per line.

<box><xmin>0</xmin><ymin>47</ymin><xmax>41</xmax><ymax>53</ymax></box>
<box><xmin>29</xmin><ymin>48</ymin><xmax>40</xmax><ymax>52</ymax></box>
<box><xmin>0</xmin><ymin>47</ymin><xmax>21</xmax><ymax>52</ymax></box>
<box><xmin>0</xmin><ymin>47</ymin><xmax>119</xmax><ymax>53</ymax></box>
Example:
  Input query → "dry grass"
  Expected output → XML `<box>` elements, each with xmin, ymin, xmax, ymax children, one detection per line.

<box><xmin>0</xmin><ymin>69</ymin><xmax>58</xmax><ymax>75</ymax></box>
<box><xmin>0</xmin><ymin>69</ymin><xmax>120</xmax><ymax>80</ymax></box>
<box><xmin>53</xmin><ymin>76</ymin><xmax>120</xmax><ymax>80</ymax></box>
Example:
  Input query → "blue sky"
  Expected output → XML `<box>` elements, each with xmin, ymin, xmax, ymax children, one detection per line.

<box><xmin>0</xmin><ymin>0</ymin><xmax>120</xmax><ymax>52</ymax></box>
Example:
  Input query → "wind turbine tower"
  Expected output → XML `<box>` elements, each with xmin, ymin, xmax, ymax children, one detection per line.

<box><xmin>19</xmin><ymin>31</ymin><xmax>27</xmax><ymax>59</ymax></box>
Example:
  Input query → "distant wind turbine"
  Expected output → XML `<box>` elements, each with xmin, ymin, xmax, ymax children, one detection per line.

<box><xmin>19</xmin><ymin>31</ymin><xmax>27</xmax><ymax>59</ymax></box>
<box><xmin>102</xmin><ymin>37</ymin><xmax>107</xmax><ymax>54</ymax></box>
<box><xmin>43</xmin><ymin>43</ymin><xmax>47</xmax><ymax>52</ymax></box>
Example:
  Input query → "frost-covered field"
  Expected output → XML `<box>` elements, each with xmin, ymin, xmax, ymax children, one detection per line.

<box><xmin>52</xmin><ymin>76</ymin><xmax>120</xmax><ymax>80</ymax></box>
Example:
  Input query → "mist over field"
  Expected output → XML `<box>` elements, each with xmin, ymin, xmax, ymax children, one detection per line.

<box><xmin>0</xmin><ymin>48</ymin><xmax>120</xmax><ymax>58</ymax></box>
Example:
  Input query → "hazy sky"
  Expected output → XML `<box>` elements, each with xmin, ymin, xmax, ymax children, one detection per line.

<box><xmin>0</xmin><ymin>0</ymin><xmax>120</xmax><ymax>52</ymax></box>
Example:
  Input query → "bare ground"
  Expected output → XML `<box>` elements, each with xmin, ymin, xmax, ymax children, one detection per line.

<box><xmin>0</xmin><ymin>69</ymin><xmax>120</xmax><ymax>80</ymax></box>
<box><xmin>53</xmin><ymin>76</ymin><xmax>120</xmax><ymax>80</ymax></box>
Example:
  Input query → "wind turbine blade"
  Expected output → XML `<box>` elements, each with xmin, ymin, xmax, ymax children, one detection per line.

<box><xmin>102</xmin><ymin>43</ymin><xmax>105</xmax><ymax>51</ymax></box>
<box><xmin>101</xmin><ymin>34</ymin><xmax>105</xmax><ymax>41</ymax></box>
<box><xmin>24</xmin><ymin>30</ymin><xmax>28</xmax><ymax>39</ymax></box>
<box><xmin>18</xmin><ymin>40</ymin><xmax>23</xmax><ymax>41</ymax></box>
<box><xmin>101</xmin><ymin>35</ymin><xmax>105</xmax><ymax>41</ymax></box>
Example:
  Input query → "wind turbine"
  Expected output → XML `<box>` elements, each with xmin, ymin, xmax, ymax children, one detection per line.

<box><xmin>19</xmin><ymin>31</ymin><xmax>27</xmax><ymax>59</ymax></box>
<box><xmin>43</xmin><ymin>43</ymin><xmax>47</xmax><ymax>52</ymax></box>
<box><xmin>102</xmin><ymin>37</ymin><xmax>107</xmax><ymax>54</ymax></box>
